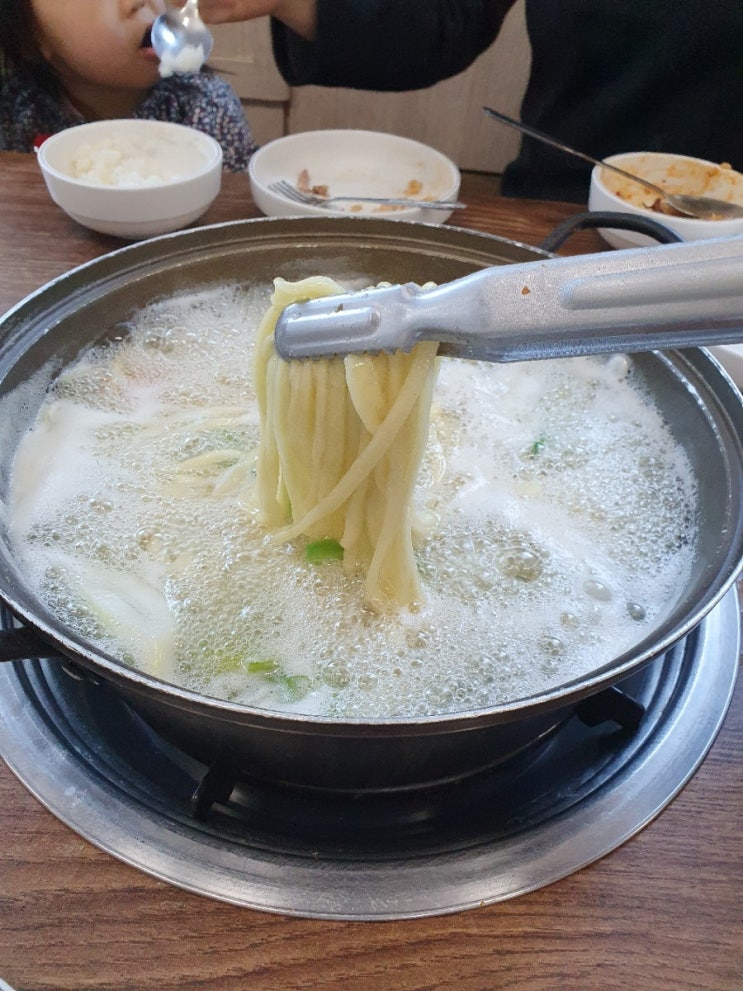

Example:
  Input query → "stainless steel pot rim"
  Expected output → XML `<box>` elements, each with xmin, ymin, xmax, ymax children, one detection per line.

<box><xmin>0</xmin><ymin>215</ymin><xmax>555</xmax><ymax>332</ymax></box>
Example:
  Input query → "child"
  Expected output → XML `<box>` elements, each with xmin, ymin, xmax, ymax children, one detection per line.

<box><xmin>0</xmin><ymin>0</ymin><xmax>257</xmax><ymax>171</ymax></box>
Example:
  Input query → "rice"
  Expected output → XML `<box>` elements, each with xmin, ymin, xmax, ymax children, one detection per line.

<box><xmin>159</xmin><ymin>43</ymin><xmax>207</xmax><ymax>79</ymax></box>
<box><xmin>70</xmin><ymin>134</ymin><xmax>188</xmax><ymax>187</ymax></box>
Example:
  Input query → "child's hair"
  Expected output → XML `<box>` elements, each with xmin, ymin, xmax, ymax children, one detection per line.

<box><xmin>0</xmin><ymin>0</ymin><xmax>34</xmax><ymax>67</ymax></box>
<box><xmin>0</xmin><ymin>0</ymin><xmax>56</xmax><ymax>90</ymax></box>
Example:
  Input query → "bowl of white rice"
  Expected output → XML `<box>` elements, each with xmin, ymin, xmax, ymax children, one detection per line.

<box><xmin>37</xmin><ymin>119</ymin><xmax>223</xmax><ymax>239</ymax></box>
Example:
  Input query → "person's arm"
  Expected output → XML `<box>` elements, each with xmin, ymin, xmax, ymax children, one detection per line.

<box><xmin>274</xmin><ymin>0</ymin><xmax>516</xmax><ymax>91</ymax></box>
<box><xmin>200</xmin><ymin>0</ymin><xmax>516</xmax><ymax>92</ymax></box>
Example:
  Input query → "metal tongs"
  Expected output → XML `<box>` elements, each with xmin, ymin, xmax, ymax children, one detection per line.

<box><xmin>273</xmin><ymin>236</ymin><xmax>743</xmax><ymax>362</ymax></box>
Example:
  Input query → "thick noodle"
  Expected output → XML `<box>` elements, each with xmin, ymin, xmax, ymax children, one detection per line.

<box><xmin>254</xmin><ymin>277</ymin><xmax>439</xmax><ymax>611</ymax></box>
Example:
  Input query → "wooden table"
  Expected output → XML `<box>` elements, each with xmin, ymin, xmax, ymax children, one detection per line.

<box><xmin>0</xmin><ymin>151</ymin><xmax>741</xmax><ymax>991</ymax></box>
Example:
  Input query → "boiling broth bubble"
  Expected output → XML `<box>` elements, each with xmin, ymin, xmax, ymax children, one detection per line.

<box><xmin>584</xmin><ymin>578</ymin><xmax>613</xmax><ymax>602</ymax></box>
<box><xmin>497</xmin><ymin>543</ymin><xmax>546</xmax><ymax>582</ymax></box>
<box><xmin>627</xmin><ymin>601</ymin><xmax>647</xmax><ymax>621</ymax></box>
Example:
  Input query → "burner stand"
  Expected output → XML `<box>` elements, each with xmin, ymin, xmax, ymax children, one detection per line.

<box><xmin>0</xmin><ymin>590</ymin><xmax>739</xmax><ymax>920</ymax></box>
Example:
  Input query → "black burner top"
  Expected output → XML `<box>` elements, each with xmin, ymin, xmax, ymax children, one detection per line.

<box><xmin>0</xmin><ymin>591</ymin><xmax>739</xmax><ymax>919</ymax></box>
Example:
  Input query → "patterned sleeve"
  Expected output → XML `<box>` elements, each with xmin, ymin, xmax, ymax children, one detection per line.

<box><xmin>142</xmin><ymin>72</ymin><xmax>258</xmax><ymax>172</ymax></box>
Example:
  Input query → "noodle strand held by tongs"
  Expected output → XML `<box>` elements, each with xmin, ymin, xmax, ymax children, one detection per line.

<box><xmin>254</xmin><ymin>276</ymin><xmax>438</xmax><ymax>611</ymax></box>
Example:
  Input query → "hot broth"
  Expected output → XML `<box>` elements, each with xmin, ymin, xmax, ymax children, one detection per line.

<box><xmin>7</xmin><ymin>283</ymin><xmax>698</xmax><ymax>718</ymax></box>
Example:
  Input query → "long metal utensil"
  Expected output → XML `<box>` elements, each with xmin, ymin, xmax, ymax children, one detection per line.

<box><xmin>482</xmin><ymin>106</ymin><xmax>743</xmax><ymax>221</ymax></box>
<box><xmin>273</xmin><ymin>235</ymin><xmax>743</xmax><ymax>362</ymax></box>
<box><xmin>269</xmin><ymin>179</ymin><xmax>466</xmax><ymax>211</ymax></box>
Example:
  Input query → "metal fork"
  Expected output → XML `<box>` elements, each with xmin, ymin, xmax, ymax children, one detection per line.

<box><xmin>269</xmin><ymin>179</ymin><xmax>466</xmax><ymax>211</ymax></box>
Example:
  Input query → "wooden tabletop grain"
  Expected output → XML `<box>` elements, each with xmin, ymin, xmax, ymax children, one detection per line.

<box><xmin>0</xmin><ymin>151</ymin><xmax>741</xmax><ymax>991</ymax></box>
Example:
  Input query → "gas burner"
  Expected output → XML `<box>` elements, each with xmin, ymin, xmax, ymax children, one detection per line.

<box><xmin>0</xmin><ymin>591</ymin><xmax>738</xmax><ymax>920</ymax></box>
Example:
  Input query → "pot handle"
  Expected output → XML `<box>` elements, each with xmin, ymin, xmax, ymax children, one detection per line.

<box><xmin>0</xmin><ymin>623</ymin><xmax>57</xmax><ymax>662</ymax></box>
<box><xmin>539</xmin><ymin>210</ymin><xmax>683</xmax><ymax>254</ymax></box>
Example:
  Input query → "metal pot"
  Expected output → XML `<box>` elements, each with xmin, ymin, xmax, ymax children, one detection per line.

<box><xmin>0</xmin><ymin>217</ymin><xmax>741</xmax><ymax>792</ymax></box>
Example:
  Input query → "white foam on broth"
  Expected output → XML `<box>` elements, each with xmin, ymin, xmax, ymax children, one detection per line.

<box><xmin>6</xmin><ymin>283</ymin><xmax>698</xmax><ymax>718</ymax></box>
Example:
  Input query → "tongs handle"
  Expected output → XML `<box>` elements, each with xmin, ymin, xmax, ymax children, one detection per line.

<box><xmin>273</xmin><ymin>235</ymin><xmax>743</xmax><ymax>362</ymax></box>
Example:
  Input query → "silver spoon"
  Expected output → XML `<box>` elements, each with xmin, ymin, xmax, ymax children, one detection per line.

<box><xmin>151</xmin><ymin>0</ymin><xmax>214</xmax><ymax>73</ymax></box>
<box><xmin>483</xmin><ymin>106</ymin><xmax>743</xmax><ymax>221</ymax></box>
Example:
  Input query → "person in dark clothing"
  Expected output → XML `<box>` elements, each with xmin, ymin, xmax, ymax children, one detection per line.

<box><xmin>199</xmin><ymin>0</ymin><xmax>743</xmax><ymax>201</ymax></box>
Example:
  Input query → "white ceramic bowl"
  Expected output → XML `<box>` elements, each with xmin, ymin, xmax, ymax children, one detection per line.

<box><xmin>37</xmin><ymin>120</ymin><xmax>223</xmax><ymax>239</ymax></box>
<box><xmin>588</xmin><ymin>151</ymin><xmax>743</xmax><ymax>249</ymax></box>
<box><xmin>249</xmin><ymin>129</ymin><xmax>461</xmax><ymax>224</ymax></box>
